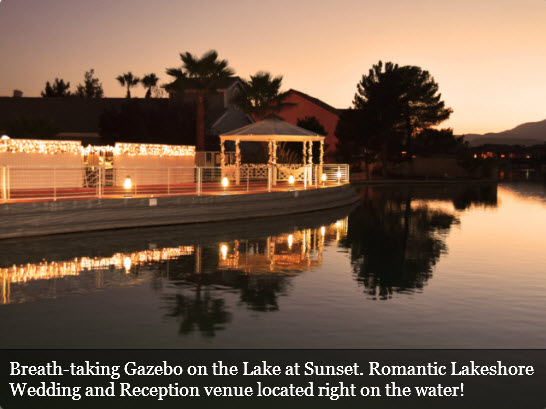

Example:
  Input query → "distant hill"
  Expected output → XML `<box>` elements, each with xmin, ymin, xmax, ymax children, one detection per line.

<box><xmin>461</xmin><ymin>118</ymin><xmax>546</xmax><ymax>146</ymax></box>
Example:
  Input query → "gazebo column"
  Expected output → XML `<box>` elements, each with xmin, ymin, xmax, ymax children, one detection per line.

<box><xmin>319</xmin><ymin>140</ymin><xmax>324</xmax><ymax>185</ymax></box>
<box><xmin>220</xmin><ymin>138</ymin><xmax>225</xmax><ymax>180</ymax></box>
<box><xmin>235</xmin><ymin>138</ymin><xmax>241</xmax><ymax>185</ymax></box>
<box><xmin>302</xmin><ymin>141</ymin><xmax>307</xmax><ymax>165</ymax></box>
<box><xmin>307</xmin><ymin>140</ymin><xmax>313</xmax><ymax>186</ymax></box>
<box><xmin>272</xmin><ymin>140</ymin><xmax>278</xmax><ymax>186</ymax></box>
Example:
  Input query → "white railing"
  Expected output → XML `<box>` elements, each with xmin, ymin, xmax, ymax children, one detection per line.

<box><xmin>0</xmin><ymin>164</ymin><xmax>350</xmax><ymax>203</ymax></box>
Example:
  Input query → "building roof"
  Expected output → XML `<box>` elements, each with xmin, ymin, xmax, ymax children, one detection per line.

<box><xmin>287</xmin><ymin>89</ymin><xmax>341</xmax><ymax>116</ymax></box>
<box><xmin>220</xmin><ymin>119</ymin><xmax>325</xmax><ymax>142</ymax></box>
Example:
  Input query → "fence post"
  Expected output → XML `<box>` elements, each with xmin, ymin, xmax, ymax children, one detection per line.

<box><xmin>1</xmin><ymin>166</ymin><xmax>6</xmax><ymax>203</ymax></box>
<box><xmin>167</xmin><ymin>167</ymin><xmax>171</xmax><ymax>195</ymax></box>
<box><xmin>197</xmin><ymin>167</ymin><xmax>202</xmax><ymax>196</ymax></box>
<box><xmin>267</xmin><ymin>166</ymin><xmax>272</xmax><ymax>192</ymax></box>
<box><xmin>53</xmin><ymin>167</ymin><xmax>57</xmax><ymax>201</ymax></box>
<box><xmin>98</xmin><ymin>166</ymin><xmax>102</xmax><ymax>199</ymax></box>
<box><xmin>304</xmin><ymin>165</ymin><xmax>307</xmax><ymax>190</ymax></box>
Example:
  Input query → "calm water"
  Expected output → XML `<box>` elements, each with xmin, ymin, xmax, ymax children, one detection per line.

<box><xmin>1</xmin><ymin>182</ymin><xmax>545</xmax><ymax>348</ymax></box>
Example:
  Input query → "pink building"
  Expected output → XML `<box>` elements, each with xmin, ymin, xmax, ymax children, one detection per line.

<box><xmin>277</xmin><ymin>89</ymin><xmax>341</xmax><ymax>161</ymax></box>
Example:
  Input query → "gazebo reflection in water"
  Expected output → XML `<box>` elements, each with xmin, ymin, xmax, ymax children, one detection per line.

<box><xmin>1</xmin><ymin>218</ymin><xmax>348</xmax><ymax>305</ymax></box>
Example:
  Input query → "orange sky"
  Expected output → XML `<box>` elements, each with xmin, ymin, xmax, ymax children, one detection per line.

<box><xmin>0</xmin><ymin>0</ymin><xmax>544</xmax><ymax>134</ymax></box>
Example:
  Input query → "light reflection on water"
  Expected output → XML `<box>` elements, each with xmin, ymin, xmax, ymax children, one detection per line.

<box><xmin>0</xmin><ymin>182</ymin><xmax>545</xmax><ymax>348</ymax></box>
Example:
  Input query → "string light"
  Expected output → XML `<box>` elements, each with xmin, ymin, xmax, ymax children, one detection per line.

<box><xmin>2</xmin><ymin>246</ymin><xmax>194</xmax><ymax>284</ymax></box>
<box><xmin>0</xmin><ymin>139</ymin><xmax>81</xmax><ymax>155</ymax></box>
<box><xmin>1</xmin><ymin>140</ymin><xmax>195</xmax><ymax>157</ymax></box>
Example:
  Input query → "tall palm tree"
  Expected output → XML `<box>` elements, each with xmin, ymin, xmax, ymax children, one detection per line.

<box><xmin>116</xmin><ymin>72</ymin><xmax>140</xmax><ymax>98</ymax></box>
<box><xmin>231</xmin><ymin>71</ymin><xmax>294</xmax><ymax>120</ymax></box>
<box><xmin>141</xmin><ymin>73</ymin><xmax>159</xmax><ymax>98</ymax></box>
<box><xmin>164</xmin><ymin>50</ymin><xmax>234</xmax><ymax>150</ymax></box>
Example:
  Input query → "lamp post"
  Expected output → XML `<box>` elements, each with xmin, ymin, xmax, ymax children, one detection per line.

<box><xmin>288</xmin><ymin>175</ymin><xmax>295</xmax><ymax>191</ymax></box>
<box><xmin>222</xmin><ymin>176</ymin><xmax>229</xmax><ymax>195</ymax></box>
<box><xmin>336</xmin><ymin>168</ymin><xmax>342</xmax><ymax>184</ymax></box>
<box><xmin>124</xmin><ymin>176</ymin><xmax>132</xmax><ymax>198</ymax></box>
<box><xmin>321</xmin><ymin>173</ymin><xmax>327</xmax><ymax>186</ymax></box>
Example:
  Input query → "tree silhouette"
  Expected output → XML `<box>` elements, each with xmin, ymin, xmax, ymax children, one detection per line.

<box><xmin>164</xmin><ymin>50</ymin><xmax>234</xmax><ymax>151</ymax></box>
<box><xmin>231</xmin><ymin>71</ymin><xmax>293</xmax><ymax>120</ymax></box>
<box><xmin>164</xmin><ymin>290</ymin><xmax>232</xmax><ymax>338</ymax></box>
<box><xmin>76</xmin><ymin>69</ymin><xmax>104</xmax><ymax>98</ymax></box>
<box><xmin>338</xmin><ymin>61</ymin><xmax>452</xmax><ymax>172</ymax></box>
<box><xmin>41</xmin><ymin>78</ymin><xmax>71</xmax><ymax>97</ymax></box>
<box><xmin>141</xmin><ymin>73</ymin><xmax>159</xmax><ymax>98</ymax></box>
<box><xmin>116</xmin><ymin>72</ymin><xmax>140</xmax><ymax>98</ymax></box>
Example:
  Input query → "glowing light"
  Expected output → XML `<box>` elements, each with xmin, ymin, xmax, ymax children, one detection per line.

<box><xmin>220</xmin><ymin>244</ymin><xmax>228</xmax><ymax>260</ymax></box>
<box><xmin>320</xmin><ymin>226</ymin><xmax>325</xmax><ymax>236</ymax></box>
<box><xmin>336</xmin><ymin>171</ymin><xmax>342</xmax><ymax>180</ymax></box>
<box><xmin>2</xmin><ymin>246</ymin><xmax>194</xmax><ymax>284</ymax></box>
<box><xmin>0</xmin><ymin>139</ymin><xmax>81</xmax><ymax>154</ymax></box>
<box><xmin>221</xmin><ymin>177</ymin><xmax>229</xmax><ymax>188</ymax></box>
<box><xmin>114</xmin><ymin>143</ymin><xmax>195</xmax><ymax>157</ymax></box>
<box><xmin>288</xmin><ymin>234</ymin><xmax>293</xmax><ymax>249</ymax></box>
<box><xmin>321</xmin><ymin>173</ymin><xmax>327</xmax><ymax>182</ymax></box>
<box><xmin>0</xmin><ymin>139</ymin><xmax>195</xmax><ymax>157</ymax></box>
<box><xmin>288</xmin><ymin>175</ymin><xmax>295</xmax><ymax>185</ymax></box>
<box><xmin>123</xmin><ymin>257</ymin><xmax>132</xmax><ymax>272</ymax></box>
<box><xmin>124</xmin><ymin>176</ymin><xmax>132</xmax><ymax>190</ymax></box>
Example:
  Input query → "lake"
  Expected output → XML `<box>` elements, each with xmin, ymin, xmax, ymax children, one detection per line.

<box><xmin>1</xmin><ymin>182</ymin><xmax>545</xmax><ymax>348</ymax></box>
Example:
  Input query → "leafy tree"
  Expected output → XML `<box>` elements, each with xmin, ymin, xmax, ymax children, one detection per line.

<box><xmin>116</xmin><ymin>72</ymin><xmax>140</xmax><ymax>98</ymax></box>
<box><xmin>41</xmin><ymin>78</ymin><xmax>71</xmax><ymax>97</ymax></box>
<box><xmin>75</xmin><ymin>69</ymin><xmax>104</xmax><ymax>98</ymax></box>
<box><xmin>231</xmin><ymin>71</ymin><xmax>293</xmax><ymax>120</ymax></box>
<box><xmin>297</xmin><ymin>116</ymin><xmax>326</xmax><ymax>135</ymax></box>
<box><xmin>335</xmin><ymin>109</ymin><xmax>378</xmax><ymax>177</ymax></box>
<box><xmin>164</xmin><ymin>50</ymin><xmax>234</xmax><ymax>150</ymax></box>
<box><xmin>297</xmin><ymin>116</ymin><xmax>328</xmax><ymax>163</ymax></box>
<box><xmin>3</xmin><ymin>116</ymin><xmax>58</xmax><ymax>139</ymax></box>
<box><xmin>413</xmin><ymin>128</ymin><xmax>467</xmax><ymax>156</ymax></box>
<box><xmin>99</xmin><ymin>99</ymin><xmax>195</xmax><ymax>145</ymax></box>
<box><xmin>339</xmin><ymin>61</ymin><xmax>452</xmax><ymax>173</ymax></box>
<box><xmin>141</xmin><ymin>73</ymin><xmax>159</xmax><ymax>98</ymax></box>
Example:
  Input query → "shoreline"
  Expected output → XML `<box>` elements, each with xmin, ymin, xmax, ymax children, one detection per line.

<box><xmin>0</xmin><ymin>184</ymin><xmax>359</xmax><ymax>240</ymax></box>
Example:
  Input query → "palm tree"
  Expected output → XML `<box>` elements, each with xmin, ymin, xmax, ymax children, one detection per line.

<box><xmin>116</xmin><ymin>72</ymin><xmax>140</xmax><ymax>98</ymax></box>
<box><xmin>141</xmin><ymin>73</ymin><xmax>159</xmax><ymax>98</ymax></box>
<box><xmin>164</xmin><ymin>50</ymin><xmax>234</xmax><ymax>150</ymax></box>
<box><xmin>231</xmin><ymin>71</ymin><xmax>294</xmax><ymax>120</ymax></box>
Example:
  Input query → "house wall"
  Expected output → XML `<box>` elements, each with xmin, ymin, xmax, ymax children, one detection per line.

<box><xmin>114</xmin><ymin>154</ymin><xmax>195</xmax><ymax>187</ymax></box>
<box><xmin>0</xmin><ymin>146</ymin><xmax>83</xmax><ymax>190</ymax></box>
<box><xmin>277</xmin><ymin>93</ymin><xmax>340</xmax><ymax>161</ymax></box>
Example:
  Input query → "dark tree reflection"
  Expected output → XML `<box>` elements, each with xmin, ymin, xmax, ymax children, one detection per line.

<box><xmin>163</xmin><ymin>289</ymin><xmax>231</xmax><ymax>338</ymax></box>
<box><xmin>343</xmin><ymin>185</ymin><xmax>497</xmax><ymax>299</ymax></box>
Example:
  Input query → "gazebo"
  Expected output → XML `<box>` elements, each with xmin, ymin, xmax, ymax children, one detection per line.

<box><xmin>219</xmin><ymin>119</ymin><xmax>326</xmax><ymax>186</ymax></box>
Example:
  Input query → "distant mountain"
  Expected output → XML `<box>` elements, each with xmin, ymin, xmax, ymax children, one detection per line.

<box><xmin>461</xmin><ymin>118</ymin><xmax>546</xmax><ymax>146</ymax></box>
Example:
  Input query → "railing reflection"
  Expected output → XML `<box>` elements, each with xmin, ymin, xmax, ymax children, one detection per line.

<box><xmin>1</xmin><ymin>219</ymin><xmax>348</xmax><ymax>305</ymax></box>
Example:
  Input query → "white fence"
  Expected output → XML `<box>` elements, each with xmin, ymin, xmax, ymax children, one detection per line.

<box><xmin>0</xmin><ymin>164</ymin><xmax>350</xmax><ymax>203</ymax></box>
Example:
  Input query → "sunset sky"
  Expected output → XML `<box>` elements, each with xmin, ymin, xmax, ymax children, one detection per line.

<box><xmin>0</xmin><ymin>0</ymin><xmax>544</xmax><ymax>134</ymax></box>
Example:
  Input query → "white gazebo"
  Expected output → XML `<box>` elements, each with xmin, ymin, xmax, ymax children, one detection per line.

<box><xmin>219</xmin><ymin>119</ymin><xmax>326</xmax><ymax>186</ymax></box>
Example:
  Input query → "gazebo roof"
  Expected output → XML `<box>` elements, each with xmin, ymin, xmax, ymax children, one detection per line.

<box><xmin>220</xmin><ymin>119</ymin><xmax>325</xmax><ymax>142</ymax></box>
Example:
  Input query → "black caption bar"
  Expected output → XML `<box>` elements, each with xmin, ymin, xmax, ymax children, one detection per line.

<box><xmin>0</xmin><ymin>350</ymin><xmax>545</xmax><ymax>408</ymax></box>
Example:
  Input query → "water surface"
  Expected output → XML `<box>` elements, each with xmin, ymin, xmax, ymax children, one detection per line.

<box><xmin>1</xmin><ymin>182</ymin><xmax>545</xmax><ymax>348</ymax></box>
